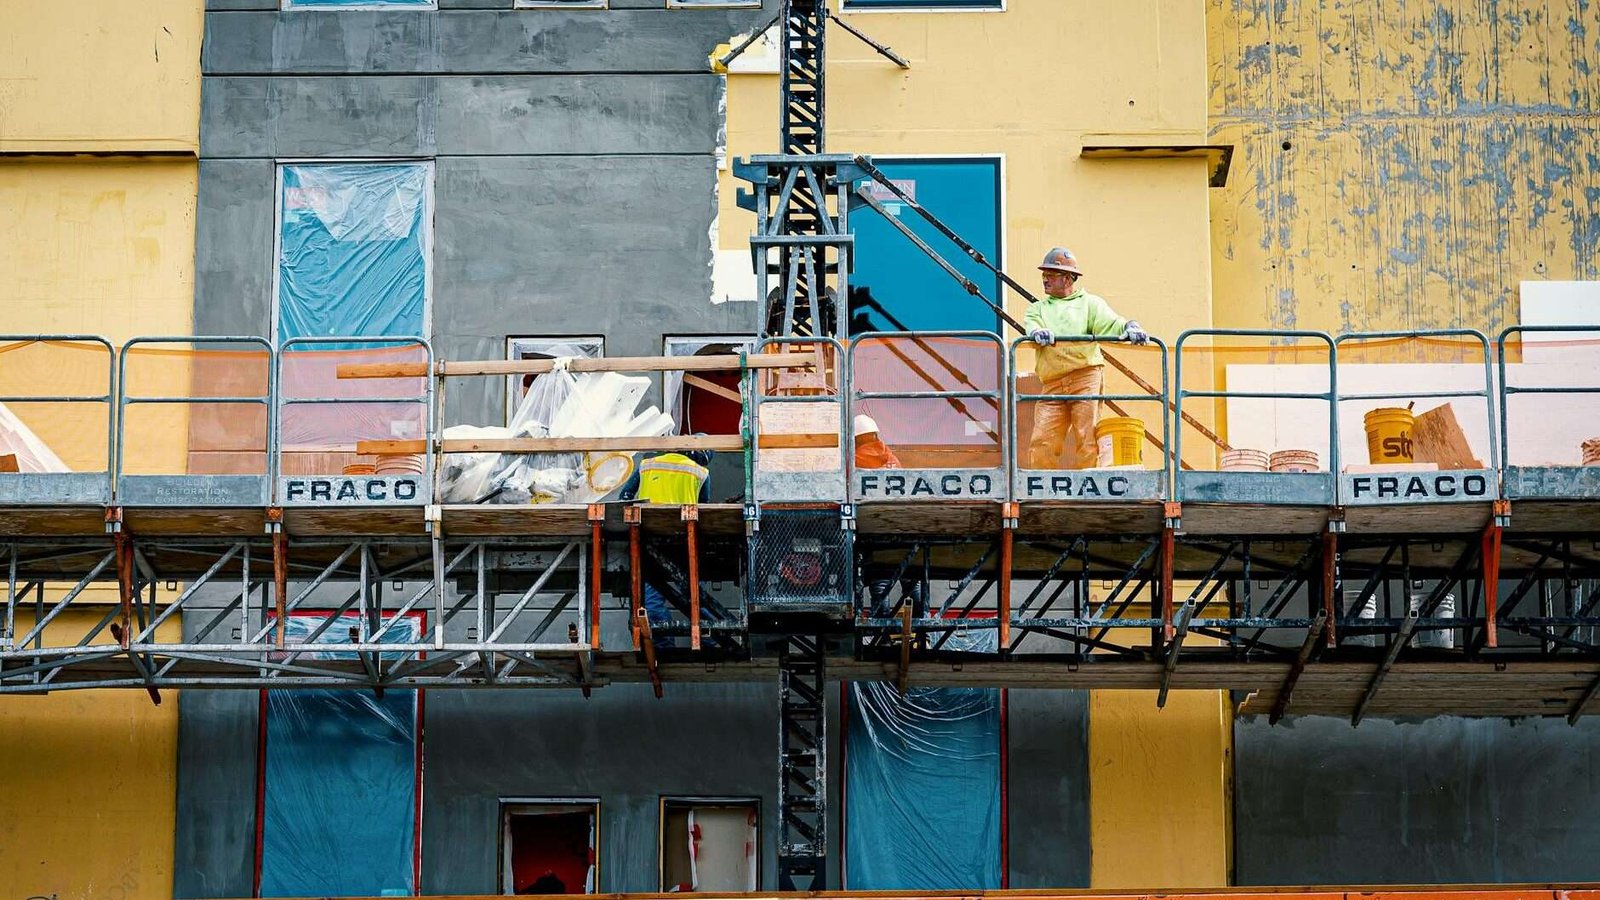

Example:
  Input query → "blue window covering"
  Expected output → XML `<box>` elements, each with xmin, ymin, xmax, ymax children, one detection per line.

<box><xmin>258</xmin><ymin>615</ymin><xmax>420</xmax><ymax>898</ymax></box>
<box><xmin>849</xmin><ymin>158</ymin><xmax>1002</xmax><ymax>333</ymax></box>
<box><xmin>843</xmin><ymin>0</ymin><xmax>1002</xmax><ymax>10</ymax></box>
<box><xmin>844</xmin><ymin>681</ymin><xmax>1003</xmax><ymax>890</ymax></box>
<box><xmin>277</xmin><ymin>163</ymin><xmax>430</xmax><ymax>345</ymax></box>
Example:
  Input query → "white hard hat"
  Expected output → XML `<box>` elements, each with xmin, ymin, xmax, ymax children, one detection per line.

<box><xmin>853</xmin><ymin>414</ymin><xmax>880</xmax><ymax>436</ymax></box>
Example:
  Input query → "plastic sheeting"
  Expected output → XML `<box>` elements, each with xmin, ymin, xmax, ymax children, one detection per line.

<box><xmin>277</xmin><ymin>163</ymin><xmax>429</xmax><ymax>344</ymax></box>
<box><xmin>845</xmin><ymin>628</ymin><xmax>1001</xmax><ymax>891</ymax></box>
<box><xmin>259</xmin><ymin>615</ymin><xmax>420</xmax><ymax>898</ymax></box>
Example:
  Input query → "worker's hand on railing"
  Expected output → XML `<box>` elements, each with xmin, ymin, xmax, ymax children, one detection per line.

<box><xmin>1123</xmin><ymin>321</ymin><xmax>1151</xmax><ymax>346</ymax></box>
<box><xmin>1028</xmin><ymin>328</ymin><xmax>1055</xmax><ymax>347</ymax></box>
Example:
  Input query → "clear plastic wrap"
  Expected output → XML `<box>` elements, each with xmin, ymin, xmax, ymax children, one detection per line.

<box><xmin>259</xmin><ymin>615</ymin><xmax>419</xmax><ymax>897</ymax></box>
<box><xmin>439</xmin><ymin>355</ymin><xmax>675</xmax><ymax>504</ymax></box>
<box><xmin>845</xmin><ymin>628</ymin><xmax>1001</xmax><ymax>890</ymax></box>
<box><xmin>277</xmin><ymin>164</ymin><xmax>429</xmax><ymax>344</ymax></box>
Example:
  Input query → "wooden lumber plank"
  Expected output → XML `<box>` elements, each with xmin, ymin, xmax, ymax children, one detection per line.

<box><xmin>682</xmin><ymin>373</ymin><xmax>743</xmax><ymax>404</ymax></box>
<box><xmin>1412</xmin><ymin>403</ymin><xmax>1485</xmax><ymax>469</ymax></box>
<box><xmin>337</xmin><ymin>352</ymin><xmax>816</xmax><ymax>380</ymax></box>
<box><xmin>357</xmin><ymin>434</ymin><xmax>837</xmax><ymax>455</ymax></box>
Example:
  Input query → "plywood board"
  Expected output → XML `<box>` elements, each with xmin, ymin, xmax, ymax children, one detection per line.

<box><xmin>757</xmin><ymin>402</ymin><xmax>842</xmax><ymax>472</ymax></box>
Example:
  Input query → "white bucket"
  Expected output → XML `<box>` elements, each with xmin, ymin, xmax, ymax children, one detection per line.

<box><xmin>1269</xmin><ymin>449</ymin><xmax>1321</xmax><ymax>473</ymax></box>
<box><xmin>1411</xmin><ymin>592</ymin><xmax>1456</xmax><ymax>650</ymax></box>
<box><xmin>1221</xmin><ymin>448</ymin><xmax>1270</xmax><ymax>472</ymax></box>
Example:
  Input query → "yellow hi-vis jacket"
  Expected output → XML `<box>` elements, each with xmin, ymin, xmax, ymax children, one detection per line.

<box><xmin>635</xmin><ymin>453</ymin><xmax>709</xmax><ymax>505</ymax></box>
<box><xmin>1022</xmin><ymin>288</ymin><xmax>1128</xmax><ymax>383</ymax></box>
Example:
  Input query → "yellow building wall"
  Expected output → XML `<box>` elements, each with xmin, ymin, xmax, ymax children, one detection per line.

<box><xmin>719</xmin><ymin>0</ymin><xmax>1217</xmax><ymax>339</ymax></box>
<box><xmin>0</xmin><ymin>0</ymin><xmax>203</xmax><ymax>153</ymax></box>
<box><xmin>1089</xmin><ymin>690</ymin><xmax>1233</xmax><ymax>888</ymax></box>
<box><xmin>719</xmin><ymin>1</ymin><xmax>1231</xmax><ymax>887</ymax></box>
<box><xmin>0</xmin><ymin>158</ymin><xmax>197</xmax><ymax>476</ymax></box>
<box><xmin>0</xmin><ymin>609</ymin><xmax>181</xmax><ymax>899</ymax></box>
<box><xmin>0</xmin><ymin>4</ymin><xmax>200</xmax><ymax>897</ymax></box>
<box><xmin>1208</xmin><ymin>0</ymin><xmax>1600</xmax><ymax>335</ymax></box>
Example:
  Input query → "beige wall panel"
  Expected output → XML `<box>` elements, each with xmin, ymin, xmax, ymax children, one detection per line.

<box><xmin>0</xmin><ymin>0</ymin><xmax>203</xmax><ymax>153</ymax></box>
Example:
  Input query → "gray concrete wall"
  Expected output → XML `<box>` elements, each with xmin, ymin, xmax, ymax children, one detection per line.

<box><xmin>195</xmin><ymin>1</ymin><xmax>776</xmax><ymax>423</ymax></box>
<box><xmin>1234</xmin><ymin>715</ymin><xmax>1600</xmax><ymax>885</ymax></box>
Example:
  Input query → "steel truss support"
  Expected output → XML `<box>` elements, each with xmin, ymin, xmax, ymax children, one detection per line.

<box><xmin>776</xmin><ymin>632</ymin><xmax>827</xmax><ymax>890</ymax></box>
<box><xmin>0</xmin><ymin>536</ymin><xmax>604</xmax><ymax>692</ymax></box>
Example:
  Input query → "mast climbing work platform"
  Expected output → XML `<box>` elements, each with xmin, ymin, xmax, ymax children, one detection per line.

<box><xmin>0</xmin><ymin>327</ymin><xmax>1595</xmax><ymax>721</ymax></box>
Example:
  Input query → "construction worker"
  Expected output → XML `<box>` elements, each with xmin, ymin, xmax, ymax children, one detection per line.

<box><xmin>620</xmin><ymin>447</ymin><xmax>712</xmax><ymax>646</ymax></box>
<box><xmin>1025</xmin><ymin>248</ymin><xmax>1149</xmax><ymax>469</ymax></box>
<box><xmin>852</xmin><ymin>414</ymin><xmax>902</xmax><ymax>470</ymax></box>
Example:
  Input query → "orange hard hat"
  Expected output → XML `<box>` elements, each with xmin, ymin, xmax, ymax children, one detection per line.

<box><xmin>1038</xmin><ymin>247</ymin><xmax>1084</xmax><ymax>276</ymax></box>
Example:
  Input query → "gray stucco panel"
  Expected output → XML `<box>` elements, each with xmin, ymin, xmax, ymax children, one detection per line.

<box><xmin>204</xmin><ymin>6</ymin><xmax>775</xmax><ymax>75</ymax></box>
<box><xmin>421</xmin><ymin>683</ymin><xmax>781</xmax><ymax>894</ymax></box>
<box><xmin>1235</xmin><ymin>714</ymin><xmax>1600</xmax><ymax>884</ymax></box>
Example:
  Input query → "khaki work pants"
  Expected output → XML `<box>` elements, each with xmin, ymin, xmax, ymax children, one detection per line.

<box><xmin>1027</xmin><ymin>365</ymin><xmax>1104</xmax><ymax>470</ymax></box>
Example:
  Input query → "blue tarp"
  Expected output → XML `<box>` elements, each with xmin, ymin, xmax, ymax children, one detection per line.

<box><xmin>259</xmin><ymin>616</ymin><xmax>420</xmax><ymax>898</ymax></box>
<box><xmin>845</xmin><ymin>680</ymin><xmax>1002</xmax><ymax>890</ymax></box>
<box><xmin>277</xmin><ymin>163</ymin><xmax>429</xmax><ymax>344</ymax></box>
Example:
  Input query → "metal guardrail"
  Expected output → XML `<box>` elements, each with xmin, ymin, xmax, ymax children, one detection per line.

<box><xmin>116</xmin><ymin>336</ymin><xmax>275</xmax><ymax>506</ymax></box>
<box><xmin>1498</xmin><ymin>324</ymin><xmax>1600</xmax><ymax>500</ymax></box>
<box><xmin>0</xmin><ymin>329</ymin><xmax>1590</xmax><ymax>507</ymax></box>
<box><xmin>1334</xmin><ymin>330</ymin><xmax>1499</xmax><ymax>506</ymax></box>
<box><xmin>847</xmin><ymin>331</ymin><xmax>1008</xmax><ymax>502</ymax></box>
<box><xmin>1007</xmin><ymin>335</ymin><xmax>1171</xmax><ymax>501</ymax></box>
<box><xmin>0</xmin><ymin>335</ymin><xmax>116</xmax><ymax>505</ymax></box>
<box><xmin>274</xmin><ymin>336</ymin><xmax>434</xmax><ymax>506</ymax></box>
<box><xmin>747</xmin><ymin>337</ymin><xmax>848</xmax><ymax>505</ymax></box>
<box><xmin>1173</xmin><ymin>329</ymin><xmax>1338</xmax><ymax>505</ymax></box>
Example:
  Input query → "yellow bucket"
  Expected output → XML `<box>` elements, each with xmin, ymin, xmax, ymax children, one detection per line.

<box><xmin>1095</xmin><ymin>416</ymin><xmax>1144</xmax><ymax>467</ymax></box>
<box><xmin>1364</xmin><ymin>407</ymin><xmax>1415</xmax><ymax>464</ymax></box>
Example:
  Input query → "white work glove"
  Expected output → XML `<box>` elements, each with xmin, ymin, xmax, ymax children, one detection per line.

<box><xmin>1028</xmin><ymin>329</ymin><xmax>1055</xmax><ymax>347</ymax></box>
<box><xmin>1123</xmin><ymin>321</ymin><xmax>1151</xmax><ymax>345</ymax></box>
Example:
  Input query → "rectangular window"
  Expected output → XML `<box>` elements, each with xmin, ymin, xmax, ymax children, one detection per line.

<box><xmin>842</xmin><ymin>0</ymin><xmax>1002</xmax><ymax>9</ymax></box>
<box><xmin>663</xmin><ymin>335</ymin><xmax>756</xmax><ymax>435</ymax></box>
<box><xmin>499</xmin><ymin>800</ymin><xmax>600</xmax><ymax>895</ymax></box>
<box><xmin>256</xmin><ymin>614</ymin><xmax>422</xmax><ymax>897</ymax></box>
<box><xmin>274</xmin><ymin>161</ymin><xmax>433</xmax><ymax>344</ymax></box>
<box><xmin>667</xmin><ymin>0</ymin><xmax>762</xmax><ymax>8</ymax></box>
<box><xmin>516</xmin><ymin>0</ymin><xmax>607</xmax><ymax>8</ymax></box>
<box><xmin>505</xmin><ymin>336</ymin><xmax>605</xmax><ymax>424</ymax></box>
<box><xmin>660</xmin><ymin>799</ymin><xmax>759</xmax><ymax>892</ymax></box>
<box><xmin>284</xmin><ymin>0</ymin><xmax>436</xmax><ymax>8</ymax></box>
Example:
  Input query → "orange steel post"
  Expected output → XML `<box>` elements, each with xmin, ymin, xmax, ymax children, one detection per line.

<box><xmin>1160</xmin><ymin>521</ymin><xmax>1176</xmax><ymax>641</ymax></box>
<box><xmin>1482</xmin><ymin>507</ymin><xmax>1505</xmax><ymax>648</ymax></box>
<box><xmin>626</xmin><ymin>506</ymin><xmax>643</xmax><ymax>650</ymax></box>
<box><xmin>999</xmin><ymin>502</ymin><xmax>1017</xmax><ymax>649</ymax></box>
<box><xmin>273</xmin><ymin>530</ymin><xmax>288</xmax><ymax>650</ymax></box>
<box><xmin>1322</xmin><ymin>529</ymin><xmax>1339</xmax><ymax>648</ymax></box>
<box><xmin>113</xmin><ymin>531</ymin><xmax>134</xmax><ymax>651</ymax></box>
<box><xmin>683</xmin><ymin>505</ymin><xmax>701</xmax><ymax>651</ymax></box>
<box><xmin>637</xmin><ymin>607</ymin><xmax>663</xmax><ymax>699</ymax></box>
<box><xmin>588</xmin><ymin>504</ymin><xmax>604</xmax><ymax>650</ymax></box>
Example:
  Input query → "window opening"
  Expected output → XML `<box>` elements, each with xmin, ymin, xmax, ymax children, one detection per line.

<box><xmin>660</xmin><ymin>799</ymin><xmax>759</xmax><ymax>892</ymax></box>
<box><xmin>504</xmin><ymin>336</ymin><xmax>604</xmax><ymax>424</ymax></box>
<box><xmin>663</xmin><ymin>336</ymin><xmax>756</xmax><ymax>436</ymax></box>
<box><xmin>499</xmin><ymin>800</ymin><xmax>600</xmax><ymax>895</ymax></box>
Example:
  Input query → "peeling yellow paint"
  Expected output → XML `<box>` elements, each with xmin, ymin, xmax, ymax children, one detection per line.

<box><xmin>1209</xmin><ymin>0</ymin><xmax>1600</xmax><ymax>335</ymax></box>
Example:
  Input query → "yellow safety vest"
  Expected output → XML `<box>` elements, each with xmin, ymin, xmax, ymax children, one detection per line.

<box><xmin>635</xmin><ymin>453</ymin><xmax>708</xmax><ymax>505</ymax></box>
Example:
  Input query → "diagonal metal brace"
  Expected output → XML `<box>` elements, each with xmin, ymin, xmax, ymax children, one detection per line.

<box><xmin>1156</xmin><ymin>600</ymin><xmax>1196</xmax><ymax>708</ymax></box>
<box><xmin>1351</xmin><ymin>609</ymin><xmax>1419</xmax><ymax>726</ymax></box>
<box><xmin>1269</xmin><ymin>610</ymin><xmax>1329</xmax><ymax>724</ymax></box>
